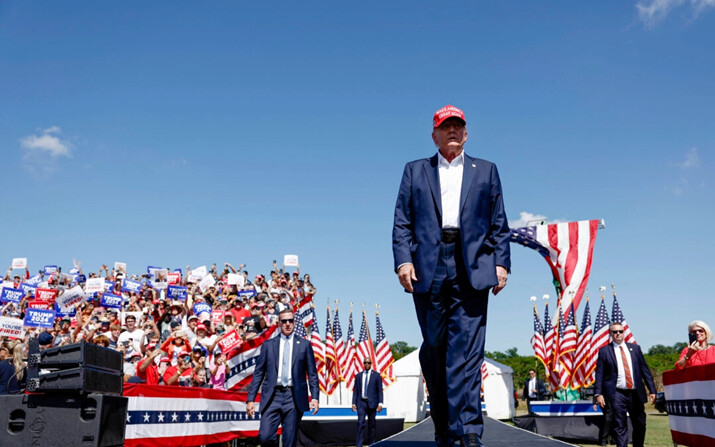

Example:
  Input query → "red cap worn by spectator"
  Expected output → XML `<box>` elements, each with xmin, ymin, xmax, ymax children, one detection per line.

<box><xmin>159</xmin><ymin>357</ymin><xmax>170</xmax><ymax>364</ymax></box>
<box><xmin>197</xmin><ymin>323</ymin><xmax>207</xmax><ymax>331</ymax></box>
<box><xmin>433</xmin><ymin>105</ymin><xmax>466</xmax><ymax>128</ymax></box>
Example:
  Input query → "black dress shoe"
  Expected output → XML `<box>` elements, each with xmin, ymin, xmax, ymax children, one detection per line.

<box><xmin>460</xmin><ymin>433</ymin><xmax>483</xmax><ymax>447</ymax></box>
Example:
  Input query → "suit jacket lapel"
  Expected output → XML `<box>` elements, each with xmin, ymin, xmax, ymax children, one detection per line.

<box><xmin>425</xmin><ymin>155</ymin><xmax>442</xmax><ymax>222</ymax></box>
<box><xmin>291</xmin><ymin>337</ymin><xmax>299</xmax><ymax>368</ymax></box>
<box><xmin>459</xmin><ymin>154</ymin><xmax>477</xmax><ymax>215</ymax></box>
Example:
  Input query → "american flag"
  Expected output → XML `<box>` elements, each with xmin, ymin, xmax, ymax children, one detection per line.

<box><xmin>344</xmin><ymin>310</ymin><xmax>359</xmax><ymax>391</ymax></box>
<box><xmin>374</xmin><ymin>312</ymin><xmax>396</xmax><ymax>387</ymax></box>
<box><xmin>590</xmin><ymin>295</ymin><xmax>611</xmax><ymax>370</ymax></box>
<box><xmin>611</xmin><ymin>291</ymin><xmax>636</xmax><ymax>344</ymax></box>
<box><xmin>309</xmin><ymin>307</ymin><xmax>327</xmax><ymax>394</ymax></box>
<box><xmin>123</xmin><ymin>384</ymin><xmax>260</xmax><ymax>447</ymax></box>
<box><xmin>294</xmin><ymin>311</ymin><xmax>308</xmax><ymax>339</ymax></box>
<box><xmin>510</xmin><ymin>220</ymin><xmax>600</xmax><ymax>315</ymax></box>
<box><xmin>332</xmin><ymin>308</ymin><xmax>347</xmax><ymax>381</ymax></box>
<box><xmin>356</xmin><ymin>310</ymin><xmax>376</xmax><ymax>366</ymax></box>
<box><xmin>480</xmin><ymin>361</ymin><xmax>489</xmax><ymax>391</ymax></box>
<box><xmin>225</xmin><ymin>325</ymin><xmax>278</xmax><ymax>391</ymax></box>
<box><xmin>324</xmin><ymin>306</ymin><xmax>340</xmax><ymax>395</ymax></box>
<box><xmin>296</xmin><ymin>295</ymin><xmax>314</xmax><ymax>329</ymax></box>
<box><xmin>557</xmin><ymin>302</ymin><xmax>577</xmax><ymax>388</ymax></box>
<box><xmin>530</xmin><ymin>304</ymin><xmax>547</xmax><ymax>369</ymax></box>
<box><xmin>543</xmin><ymin>301</ymin><xmax>559</xmax><ymax>391</ymax></box>
<box><xmin>572</xmin><ymin>298</ymin><xmax>593</xmax><ymax>389</ymax></box>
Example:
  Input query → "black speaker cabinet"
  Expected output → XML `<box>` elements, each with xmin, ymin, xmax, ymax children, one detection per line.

<box><xmin>0</xmin><ymin>392</ymin><xmax>128</xmax><ymax>447</ymax></box>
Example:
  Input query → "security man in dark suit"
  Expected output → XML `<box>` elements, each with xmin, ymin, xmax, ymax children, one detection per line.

<box><xmin>594</xmin><ymin>322</ymin><xmax>656</xmax><ymax>447</ymax></box>
<box><xmin>393</xmin><ymin>105</ymin><xmax>511</xmax><ymax>447</ymax></box>
<box><xmin>521</xmin><ymin>368</ymin><xmax>545</xmax><ymax>413</ymax></box>
<box><xmin>246</xmin><ymin>309</ymin><xmax>320</xmax><ymax>447</ymax></box>
<box><xmin>352</xmin><ymin>357</ymin><xmax>384</xmax><ymax>447</ymax></box>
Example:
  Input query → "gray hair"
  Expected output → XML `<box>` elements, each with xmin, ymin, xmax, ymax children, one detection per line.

<box><xmin>688</xmin><ymin>320</ymin><xmax>713</xmax><ymax>343</ymax></box>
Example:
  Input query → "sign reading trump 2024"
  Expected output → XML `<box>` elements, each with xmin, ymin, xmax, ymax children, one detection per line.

<box><xmin>0</xmin><ymin>287</ymin><xmax>24</xmax><ymax>304</ymax></box>
<box><xmin>24</xmin><ymin>308</ymin><xmax>56</xmax><ymax>328</ymax></box>
<box><xmin>167</xmin><ymin>285</ymin><xmax>188</xmax><ymax>301</ymax></box>
<box><xmin>101</xmin><ymin>293</ymin><xmax>123</xmax><ymax>309</ymax></box>
<box><xmin>122</xmin><ymin>279</ymin><xmax>142</xmax><ymax>294</ymax></box>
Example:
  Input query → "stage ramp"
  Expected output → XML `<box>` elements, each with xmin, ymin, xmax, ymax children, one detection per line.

<box><xmin>373</xmin><ymin>417</ymin><xmax>578</xmax><ymax>447</ymax></box>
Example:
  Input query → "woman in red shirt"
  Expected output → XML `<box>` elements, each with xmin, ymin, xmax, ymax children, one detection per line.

<box><xmin>675</xmin><ymin>320</ymin><xmax>715</xmax><ymax>369</ymax></box>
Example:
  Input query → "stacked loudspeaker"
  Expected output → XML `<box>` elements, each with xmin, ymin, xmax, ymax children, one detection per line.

<box><xmin>0</xmin><ymin>339</ymin><xmax>128</xmax><ymax>447</ymax></box>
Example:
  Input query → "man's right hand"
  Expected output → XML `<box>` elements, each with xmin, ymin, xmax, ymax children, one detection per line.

<box><xmin>595</xmin><ymin>395</ymin><xmax>606</xmax><ymax>409</ymax></box>
<box><xmin>246</xmin><ymin>402</ymin><xmax>255</xmax><ymax>419</ymax></box>
<box><xmin>397</xmin><ymin>264</ymin><xmax>417</xmax><ymax>293</ymax></box>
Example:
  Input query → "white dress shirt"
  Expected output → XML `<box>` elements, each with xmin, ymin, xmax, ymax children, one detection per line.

<box><xmin>437</xmin><ymin>150</ymin><xmax>464</xmax><ymax>229</ymax></box>
<box><xmin>613</xmin><ymin>342</ymin><xmax>634</xmax><ymax>390</ymax></box>
<box><xmin>528</xmin><ymin>377</ymin><xmax>537</xmax><ymax>397</ymax></box>
<box><xmin>277</xmin><ymin>333</ymin><xmax>294</xmax><ymax>386</ymax></box>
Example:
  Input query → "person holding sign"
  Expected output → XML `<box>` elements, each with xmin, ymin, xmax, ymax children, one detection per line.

<box><xmin>392</xmin><ymin>105</ymin><xmax>511</xmax><ymax>447</ymax></box>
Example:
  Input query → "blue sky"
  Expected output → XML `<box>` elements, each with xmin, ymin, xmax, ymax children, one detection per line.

<box><xmin>1</xmin><ymin>1</ymin><xmax>713</xmax><ymax>355</ymax></box>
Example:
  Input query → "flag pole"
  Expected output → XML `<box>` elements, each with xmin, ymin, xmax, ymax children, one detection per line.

<box><xmin>335</xmin><ymin>298</ymin><xmax>343</xmax><ymax>405</ymax></box>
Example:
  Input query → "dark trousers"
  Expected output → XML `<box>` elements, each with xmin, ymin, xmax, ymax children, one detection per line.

<box><xmin>612</xmin><ymin>389</ymin><xmax>646</xmax><ymax>447</ymax></box>
<box><xmin>598</xmin><ymin>404</ymin><xmax>615</xmax><ymax>446</ymax></box>
<box><xmin>258</xmin><ymin>388</ymin><xmax>302</xmax><ymax>447</ymax></box>
<box><xmin>413</xmin><ymin>240</ymin><xmax>489</xmax><ymax>445</ymax></box>
<box><xmin>355</xmin><ymin>398</ymin><xmax>377</xmax><ymax>447</ymax></box>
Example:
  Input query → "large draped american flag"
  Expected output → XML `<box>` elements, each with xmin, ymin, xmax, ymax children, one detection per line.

<box><xmin>511</xmin><ymin>219</ymin><xmax>600</xmax><ymax>315</ymax></box>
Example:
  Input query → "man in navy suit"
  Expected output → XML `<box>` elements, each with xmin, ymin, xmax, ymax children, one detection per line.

<box><xmin>594</xmin><ymin>322</ymin><xmax>656</xmax><ymax>447</ymax></box>
<box><xmin>352</xmin><ymin>357</ymin><xmax>384</xmax><ymax>447</ymax></box>
<box><xmin>521</xmin><ymin>369</ymin><xmax>546</xmax><ymax>413</ymax></box>
<box><xmin>392</xmin><ymin>105</ymin><xmax>511</xmax><ymax>447</ymax></box>
<box><xmin>246</xmin><ymin>309</ymin><xmax>320</xmax><ymax>447</ymax></box>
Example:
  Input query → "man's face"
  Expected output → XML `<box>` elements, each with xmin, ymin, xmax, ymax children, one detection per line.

<box><xmin>432</xmin><ymin>117</ymin><xmax>467</xmax><ymax>152</ymax></box>
<box><xmin>126</xmin><ymin>318</ymin><xmax>136</xmax><ymax>330</ymax></box>
<box><xmin>610</xmin><ymin>324</ymin><xmax>625</xmax><ymax>344</ymax></box>
<box><xmin>279</xmin><ymin>312</ymin><xmax>295</xmax><ymax>337</ymax></box>
<box><xmin>188</xmin><ymin>319</ymin><xmax>197</xmax><ymax>328</ymax></box>
<box><xmin>529</xmin><ymin>370</ymin><xmax>536</xmax><ymax>378</ymax></box>
<box><xmin>363</xmin><ymin>359</ymin><xmax>372</xmax><ymax>371</ymax></box>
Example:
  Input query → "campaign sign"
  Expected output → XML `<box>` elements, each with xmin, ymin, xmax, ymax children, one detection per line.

<box><xmin>11</xmin><ymin>257</ymin><xmax>28</xmax><ymax>269</ymax></box>
<box><xmin>69</xmin><ymin>267</ymin><xmax>79</xmax><ymax>275</ymax></box>
<box><xmin>188</xmin><ymin>265</ymin><xmax>208</xmax><ymax>283</ymax></box>
<box><xmin>84</xmin><ymin>277</ymin><xmax>105</xmax><ymax>294</ymax></box>
<box><xmin>199</xmin><ymin>274</ymin><xmax>216</xmax><ymax>293</ymax></box>
<box><xmin>57</xmin><ymin>285</ymin><xmax>87</xmax><ymax>311</ymax></box>
<box><xmin>28</xmin><ymin>300</ymin><xmax>53</xmax><ymax>310</ymax></box>
<box><xmin>44</xmin><ymin>265</ymin><xmax>59</xmax><ymax>275</ymax></box>
<box><xmin>167</xmin><ymin>272</ymin><xmax>181</xmax><ymax>285</ymax></box>
<box><xmin>283</xmin><ymin>254</ymin><xmax>299</xmax><ymax>267</ymax></box>
<box><xmin>193</xmin><ymin>302</ymin><xmax>212</xmax><ymax>316</ymax></box>
<box><xmin>26</xmin><ymin>274</ymin><xmax>43</xmax><ymax>286</ymax></box>
<box><xmin>55</xmin><ymin>302</ymin><xmax>76</xmax><ymax>317</ymax></box>
<box><xmin>24</xmin><ymin>308</ymin><xmax>56</xmax><ymax>328</ymax></box>
<box><xmin>147</xmin><ymin>265</ymin><xmax>162</xmax><ymax>276</ymax></box>
<box><xmin>76</xmin><ymin>274</ymin><xmax>87</xmax><ymax>284</ymax></box>
<box><xmin>0</xmin><ymin>287</ymin><xmax>23</xmax><ymax>304</ymax></box>
<box><xmin>0</xmin><ymin>316</ymin><xmax>25</xmax><ymax>339</ymax></box>
<box><xmin>212</xmin><ymin>310</ymin><xmax>225</xmax><ymax>327</ymax></box>
<box><xmin>217</xmin><ymin>329</ymin><xmax>242</xmax><ymax>353</ymax></box>
<box><xmin>35</xmin><ymin>288</ymin><xmax>58</xmax><ymax>303</ymax></box>
<box><xmin>122</xmin><ymin>279</ymin><xmax>142</xmax><ymax>293</ymax></box>
<box><xmin>101</xmin><ymin>293</ymin><xmax>123</xmax><ymax>309</ymax></box>
<box><xmin>237</xmin><ymin>290</ymin><xmax>257</xmax><ymax>299</ymax></box>
<box><xmin>105</xmin><ymin>280</ymin><xmax>114</xmax><ymax>291</ymax></box>
<box><xmin>167</xmin><ymin>285</ymin><xmax>188</xmax><ymax>301</ymax></box>
<box><xmin>19</xmin><ymin>283</ymin><xmax>37</xmax><ymax>297</ymax></box>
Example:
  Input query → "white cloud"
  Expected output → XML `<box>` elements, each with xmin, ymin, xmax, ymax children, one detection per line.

<box><xmin>636</xmin><ymin>0</ymin><xmax>715</xmax><ymax>26</ymax></box>
<box><xmin>20</xmin><ymin>126</ymin><xmax>72</xmax><ymax>158</ymax></box>
<box><xmin>19</xmin><ymin>126</ymin><xmax>74</xmax><ymax>176</ymax></box>
<box><xmin>677</xmin><ymin>147</ymin><xmax>700</xmax><ymax>169</ymax></box>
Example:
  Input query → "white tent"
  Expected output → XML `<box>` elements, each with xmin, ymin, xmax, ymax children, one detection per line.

<box><xmin>383</xmin><ymin>349</ymin><xmax>427</xmax><ymax>422</ymax></box>
<box><xmin>482</xmin><ymin>358</ymin><xmax>515</xmax><ymax>420</ymax></box>
<box><xmin>319</xmin><ymin>351</ymin><xmax>513</xmax><ymax>422</ymax></box>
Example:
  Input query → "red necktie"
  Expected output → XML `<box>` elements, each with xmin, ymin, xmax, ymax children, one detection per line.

<box><xmin>620</xmin><ymin>345</ymin><xmax>633</xmax><ymax>389</ymax></box>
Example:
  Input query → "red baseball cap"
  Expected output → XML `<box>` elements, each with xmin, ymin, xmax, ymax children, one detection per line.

<box><xmin>159</xmin><ymin>357</ymin><xmax>170</xmax><ymax>364</ymax></box>
<box><xmin>433</xmin><ymin>105</ymin><xmax>466</xmax><ymax>128</ymax></box>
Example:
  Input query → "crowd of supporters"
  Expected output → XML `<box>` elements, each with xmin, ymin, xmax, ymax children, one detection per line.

<box><xmin>0</xmin><ymin>261</ymin><xmax>315</xmax><ymax>393</ymax></box>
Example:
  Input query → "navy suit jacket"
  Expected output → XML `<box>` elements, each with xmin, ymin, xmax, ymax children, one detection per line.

<box><xmin>593</xmin><ymin>342</ymin><xmax>656</xmax><ymax>404</ymax></box>
<box><xmin>247</xmin><ymin>335</ymin><xmax>320</xmax><ymax>413</ymax></box>
<box><xmin>392</xmin><ymin>153</ymin><xmax>511</xmax><ymax>294</ymax></box>
<box><xmin>352</xmin><ymin>369</ymin><xmax>383</xmax><ymax>409</ymax></box>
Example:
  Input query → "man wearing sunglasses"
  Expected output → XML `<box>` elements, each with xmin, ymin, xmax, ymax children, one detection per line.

<box><xmin>594</xmin><ymin>323</ymin><xmax>656</xmax><ymax>447</ymax></box>
<box><xmin>351</xmin><ymin>357</ymin><xmax>383</xmax><ymax>447</ymax></box>
<box><xmin>246</xmin><ymin>309</ymin><xmax>319</xmax><ymax>447</ymax></box>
